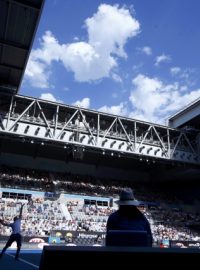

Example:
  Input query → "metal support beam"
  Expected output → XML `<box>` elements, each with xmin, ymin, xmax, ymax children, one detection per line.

<box><xmin>0</xmin><ymin>93</ymin><xmax>199</xmax><ymax>165</ymax></box>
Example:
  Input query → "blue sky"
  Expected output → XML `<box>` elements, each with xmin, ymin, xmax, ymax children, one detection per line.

<box><xmin>20</xmin><ymin>0</ymin><xmax>200</xmax><ymax>125</ymax></box>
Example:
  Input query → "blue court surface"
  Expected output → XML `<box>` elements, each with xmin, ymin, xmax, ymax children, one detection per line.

<box><xmin>0</xmin><ymin>250</ymin><xmax>42</xmax><ymax>270</ymax></box>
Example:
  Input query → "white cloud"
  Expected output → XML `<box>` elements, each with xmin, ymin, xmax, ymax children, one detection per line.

<box><xmin>98</xmin><ymin>102</ymin><xmax>127</xmax><ymax>116</ymax></box>
<box><xmin>170</xmin><ymin>67</ymin><xmax>181</xmax><ymax>75</ymax></box>
<box><xmin>112</xmin><ymin>92</ymin><xmax>118</xmax><ymax>99</ymax></box>
<box><xmin>32</xmin><ymin>31</ymin><xmax>62</xmax><ymax>64</ymax></box>
<box><xmin>170</xmin><ymin>67</ymin><xmax>196</xmax><ymax>87</ymax></box>
<box><xmin>155</xmin><ymin>54</ymin><xmax>171</xmax><ymax>66</ymax></box>
<box><xmin>39</xmin><ymin>93</ymin><xmax>63</xmax><ymax>103</ymax></box>
<box><xmin>61</xmin><ymin>4</ymin><xmax>140</xmax><ymax>81</ymax></box>
<box><xmin>132</xmin><ymin>63</ymin><xmax>143</xmax><ymax>73</ymax></box>
<box><xmin>86</xmin><ymin>4</ymin><xmax>140</xmax><ymax>58</ymax></box>
<box><xmin>25</xmin><ymin>4</ymin><xmax>140</xmax><ymax>86</ymax></box>
<box><xmin>73</xmin><ymin>36</ymin><xmax>79</xmax><ymax>41</ymax></box>
<box><xmin>140</xmin><ymin>46</ymin><xmax>152</xmax><ymax>55</ymax></box>
<box><xmin>73</xmin><ymin>97</ymin><xmax>90</xmax><ymax>108</ymax></box>
<box><xmin>129</xmin><ymin>74</ymin><xmax>168</xmax><ymax>122</ymax></box>
<box><xmin>128</xmin><ymin>74</ymin><xmax>200</xmax><ymax>124</ymax></box>
<box><xmin>63</xmin><ymin>87</ymin><xmax>69</xmax><ymax>91</ymax></box>
<box><xmin>61</xmin><ymin>42</ymin><xmax>116</xmax><ymax>81</ymax></box>
<box><xmin>111</xmin><ymin>73</ymin><xmax>123</xmax><ymax>83</ymax></box>
<box><xmin>163</xmin><ymin>88</ymin><xmax>200</xmax><ymax>113</ymax></box>
<box><xmin>180</xmin><ymin>85</ymin><xmax>188</xmax><ymax>92</ymax></box>
<box><xmin>25</xmin><ymin>60</ymin><xmax>50</xmax><ymax>88</ymax></box>
<box><xmin>25</xmin><ymin>31</ymin><xmax>62</xmax><ymax>88</ymax></box>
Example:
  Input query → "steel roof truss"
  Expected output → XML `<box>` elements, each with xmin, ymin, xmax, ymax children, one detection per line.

<box><xmin>152</xmin><ymin>126</ymin><xmax>167</xmax><ymax>154</ymax></box>
<box><xmin>0</xmin><ymin>113</ymin><xmax>5</xmax><ymax>130</ymax></box>
<box><xmin>54</xmin><ymin>105</ymin><xmax>59</xmax><ymax>137</ymax></box>
<box><xmin>36</xmin><ymin>101</ymin><xmax>53</xmax><ymax>138</ymax></box>
<box><xmin>137</xmin><ymin>125</ymin><xmax>152</xmax><ymax>151</ymax></box>
<box><xmin>171</xmin><ymin>133</ymin><xmax>183</xmax><ymax>156</ymax></box>
<box><xmin>102</xmin><ymin>117</ymin><xmax>117</xmax><ymax>139</ymax></box>
<box><xmin>8</xmin><ymin>100</ymin><xmax>35</xmax><ymax>131</ymax></box>
<box><xmin>79</xmin><ymin>109</ymin><xmax>95</xmax><ymax>145</ymax></box>
<box><xmin>118</xmin><ymin>118</ymin><xmax>133</xmax><ymax>151</ymax></box>
<box><xmin>56</xmin><ymin>109</ymin><xmax>78</xmax><ymax>139</ymax></box>
<box><xmin>183</xmin><ymin>133</ymin><xmax>196</xmax><ymax>154</ymax></box>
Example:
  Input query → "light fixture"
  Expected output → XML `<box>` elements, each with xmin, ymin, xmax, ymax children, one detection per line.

<box><xmin>24</xmin><ymin>125</ymin><xmax>30</xmax><ymax>134</ymax></box>
<box><xmin>147</xmin><ymin>147</ymin><xmax>153</xmax><ymax>154</ymax></box>
<box><xmin>162</xmin><ymin>150</ymin><xmax>167</xmax><ymax>156</ymax></box>
<box><xmin>60</xmin><ymin>132</ymin><xmax>66</xmax><ymax>140</ymax></box>
<box><xmin>118</xmin><ymin>142</ymin><xmax>125</xmax><ymax>149</ymax></box>
<box><xmin>154</xmin><ymin>149</ymin><xmax>160</xmax><ymax>155</ymax></box>
<box><xmin>69</xmin><ymin>133</ymin><xmax>74</xmax><ymax>141</ymax></box>
<box><xmin>127</xmin><ymin>143</ymin><xmax>132</xmax><ymax>150</ymax></box>
<box><xmin>102</xmin><ymin>139</ymin><xmax>108</xmax><ymax>146</ymax></box>
<box><xmin>181</xmin><ymin>153</ymin><xmax>185</xmax><ymax>158</ymax></box>
<box><xmin>139</xmin><ymin>146</ymin><xmax>145</xmax><ymax>153</ymax></box>
<box><xmin>88</xmin><ymin>137</ymin><xmax>93</xmax><ymax>143</ymax></box>
<box><xmin>80</xmin><ymin>135</ymin><xmax>86</xmax><ymax>142</ymax></box>
<box><xmin>13</xmin><ymin>123</ymin><xmax>19</xmax><ymax>132</ymax></box>
<box><xmin>45</xmin><ymin>129</ymin><xmax>50</xmax><ymax>137</ymax></box>
<box><xmin>34</xmin><ymin>127</ymin><xmax>40</xmax><ymax>135</ymax></box>
<box><xmin>110</xmin><ymin>141</ymin><xmax>116</xmax><ymax>147</ymax></box>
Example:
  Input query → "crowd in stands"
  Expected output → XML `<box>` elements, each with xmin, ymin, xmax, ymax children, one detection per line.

<box><xmin>0</xmin><ymin>165</ymin><xmax>200</xmax><ymax>246</ymax></box>
<box><xmin>0</xmin><ymin>165</ymin><xmax>190</xmax><ymax>203</ymax></box>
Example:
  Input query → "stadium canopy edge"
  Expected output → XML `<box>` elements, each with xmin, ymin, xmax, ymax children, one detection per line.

<box><xmin>0</xmin><ymin>0</ymin><xmax>45</xmax><ymax>94</ymax></box>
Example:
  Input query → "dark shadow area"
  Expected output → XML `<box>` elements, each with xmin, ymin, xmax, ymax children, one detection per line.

<box><xmin>39</xmin><ymin>246</ymin><xmax>200</xmax><ymax>270</ymax></box>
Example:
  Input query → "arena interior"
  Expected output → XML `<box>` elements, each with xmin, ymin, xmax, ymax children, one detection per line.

<box><xmin>0</xmin><ymin>0</ymin><xmax>200</xmax><ymax>269</ymax></box>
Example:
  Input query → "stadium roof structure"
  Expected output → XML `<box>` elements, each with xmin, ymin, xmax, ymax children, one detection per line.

<box><xmin>168</xmin><ymin>97</ymin><xmax>200</xmax><ymax>130</ymax></box>
<box><xmin>0</xmin><ymin>0</ymin><xmax>45</xmax><ymax>94</ymax></box>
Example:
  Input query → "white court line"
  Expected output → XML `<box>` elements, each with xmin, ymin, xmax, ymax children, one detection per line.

<box><xmin>6</xmin><ymin>253</ymin><xmax>39</xmax><ymax>269</ymax></box>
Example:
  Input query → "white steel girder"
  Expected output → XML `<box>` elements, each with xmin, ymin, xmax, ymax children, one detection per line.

<box><xmin>0</xmin><ymin>94</ymin><xmax>199</xmax><ymax>165</ymax></box>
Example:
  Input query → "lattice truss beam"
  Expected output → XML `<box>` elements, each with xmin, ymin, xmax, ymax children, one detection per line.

<box><xmin>0</xmin><ymin>94</ymin><xmax>199</xmax><ymax>164</ymax></box>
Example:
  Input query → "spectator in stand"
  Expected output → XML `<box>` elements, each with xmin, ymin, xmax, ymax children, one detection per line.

<box><xmin>106</xmin><ymin>188</ymin><xmax>153</xmax><ymax>247</ymax></box>
<box><xmin>0</xmin><ymin>203</ymin><xmax>25</xmax><ymax>260</ymax></box>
